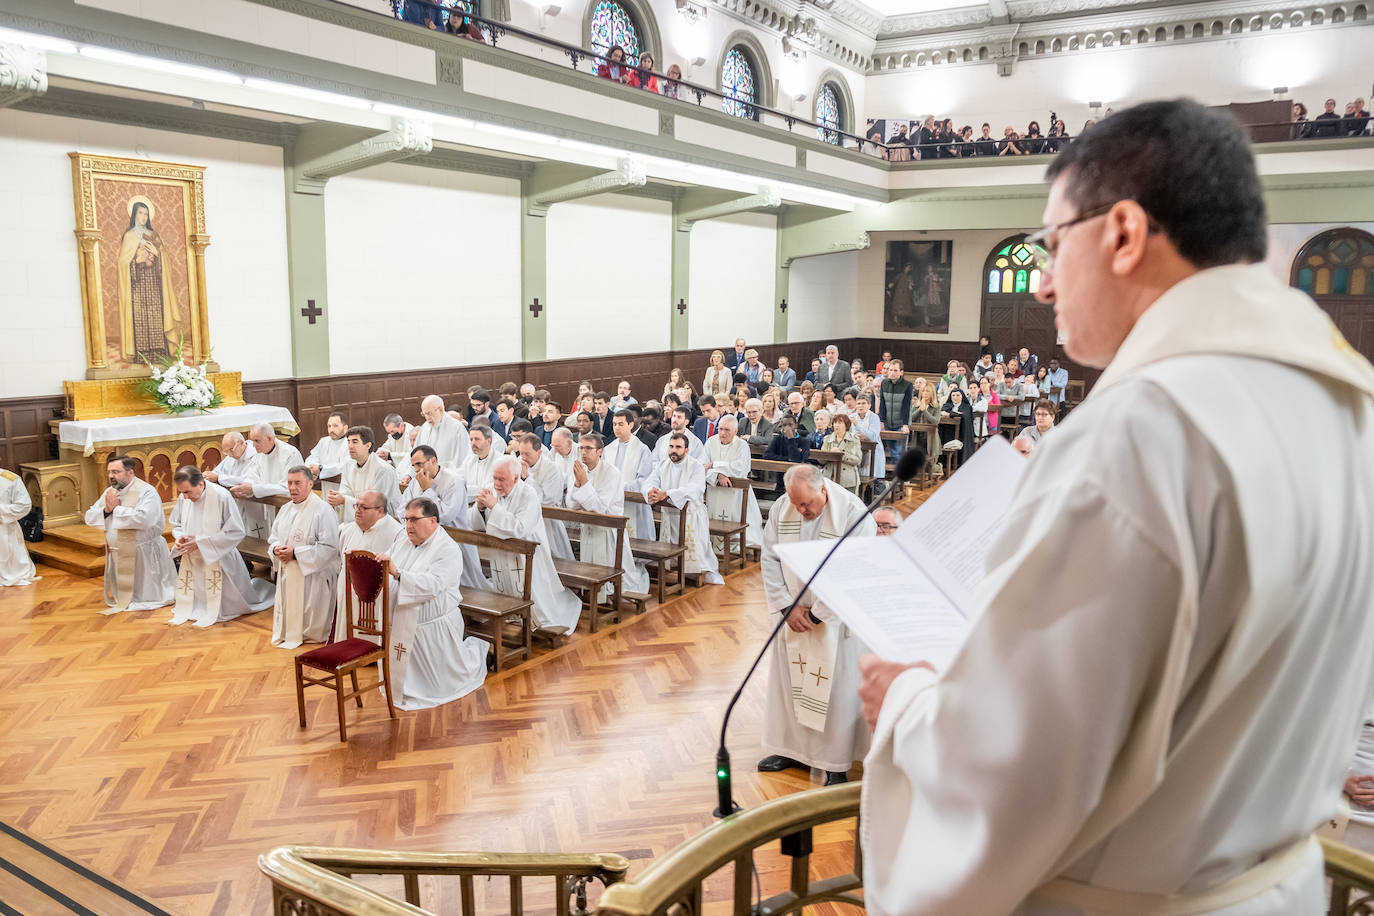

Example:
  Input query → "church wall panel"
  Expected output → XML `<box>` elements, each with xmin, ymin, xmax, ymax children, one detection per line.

<box><xmin>687</xmin><ymin>212</ymin><xmax>778</xmax><ymax>350</ymax></box>
<box><xmin>324</xmin><ymin>163</ymin><xmax>524</xmax><ymax>375</ymax></box>
<box><xmin>0</xmin><ymin>108</ymin><xmax>293</xmax><ymax>398</ymax></box>
<box><xmin>0</xmin><ymin>396</ymin><xmax>64</xmax><ymax>471</ymax></box>
<box><xmin>787</xmin><ymin>251</ymin><xmax>860</xmax><ymax>343</ymax></box>
<box><xmin>546</xmin><ymin>194</ymin><xmax>673</xmax><ymax>361</ymax></box>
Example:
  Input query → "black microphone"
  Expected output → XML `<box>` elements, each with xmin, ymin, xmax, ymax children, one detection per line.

<box><xmin>713</xmin><ymin>446</ymin><xmax>926</xmax><ymax>817</ymax></box>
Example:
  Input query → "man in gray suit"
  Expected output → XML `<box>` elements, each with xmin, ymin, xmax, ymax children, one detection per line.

<box><xmin>814</xmin><ymin>344</ymin><xmax>853</xmax><ymax>389</ymax></box>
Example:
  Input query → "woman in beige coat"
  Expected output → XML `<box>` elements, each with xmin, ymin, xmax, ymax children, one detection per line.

<box><xmin>703</xmin><ymin>350</ymin><xmax>733</xmax><ymax>398</ymax></box>
<box><xmin>820</xmin><ymin>413</ymin><xmax>863</xmax><ymax>493</ymax></box>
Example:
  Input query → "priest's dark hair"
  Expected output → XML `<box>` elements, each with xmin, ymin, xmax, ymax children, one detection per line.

<box><xmin>518</xmin><ymin>432</ymin><xmax>543</xmax><ymax>451</ymax></box>
<box><xmin>329</xmin><ymin>411</ymin><xmax>348</xmax><ymax>425</ymax></box>
<box><xmin>106</xmin><ymin>455</ymin><xmax>137</xmax><ymax>471</ymax></box>
<box><xmin>470</xmin><ymin>424</ymin><xmax>493</xmax><ymax>442</ymax></box>
<box><xmin>410</xmin><ymin>444</ymin><xmax>438</xmax><ymax>460</ymax></box>
<box><xmin>173</xmin><ymin>465</ymin><xmax>204</xmax><ymax>486</ymax></box>
<box><xmin>287</xmin><ymin>464</ymin><xmax>315</xmax><ymax>482</ymax></box>
<box><xmin>406</xmin><ymin>496</ymin><xmax>439</xmax><ymax>520</ymax></box>
<box><xmin>345</xmin><ymin>425</ymin><xmax>375</xmax><ymax>448</ymax></box>
<box><xmin>579</xmin><ymin>432</ymin><xmax>606</xmax><ymax>449</ymax></box>
<box><xmin>470</xmin><ymin>388</ymin><xmax>491</xmax><ymax>405</ymax></box>
<box><xmin>668</xmin><ymin>431</ymin><xmax>689</xmax><ymax>446</ymax></box>
<box><xmin>1044</xmin><ymin>99</ymin><xmax>1267</xmax><ymax>268</ymax></box>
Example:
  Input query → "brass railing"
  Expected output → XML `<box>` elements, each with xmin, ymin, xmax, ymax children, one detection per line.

<box><xmin>1323</xmin><ymin>837</ymin><xmax>1374</xmax><ymax>916</ymax></box>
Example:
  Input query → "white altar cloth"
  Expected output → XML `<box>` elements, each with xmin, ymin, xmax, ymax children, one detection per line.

<box><xmin>60</xmin><ymin>405</ymin><xmax>300</xmax><ymax>457</ymax></box>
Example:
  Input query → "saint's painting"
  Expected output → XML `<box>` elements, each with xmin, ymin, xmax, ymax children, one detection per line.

<box><xmin>117</xmin><ymin>197</ymin><xmax>180</xmax><ymax>361</ymax></box>
<box><xmin>884</xmin><ymin>240</ymin><xmax>952</xmax><ymax>333</ymax></box>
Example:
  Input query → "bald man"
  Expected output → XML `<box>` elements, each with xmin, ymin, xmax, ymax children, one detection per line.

<box><xmin>206</xmin><ymin>431</ymin><xmax>268</xmax><ymax>538</ymax></box>
<box><xmin>413</xmin><ymin>395</ymin><xmax>470</xmax><ymax>471</ymax></box>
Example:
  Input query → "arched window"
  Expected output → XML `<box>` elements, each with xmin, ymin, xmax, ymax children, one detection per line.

<box><xmin>1291</xmin><ymin>227</ymin><xmax>1374</xmax><ymax>363</ymax></box>
<box><xmin>815</xmin><ymin>83</ymin><xmax>842</xmax><ymax>144</ymax></box>
<box><xmin>985</xmin><ymin>239</ymin><xmax>1045</xmax><ymax>295</ymax></box>
<box><xmin>588</xmin><ymin>0</ymin><xmax>643</xmax><ymax>64</ymax></box>
<box><xmin>981</xmin><ymin>236</ymin><xmax>1056</xmax><ymax>362</ymax></box>
<box><xmin>722</xmin><ymin>46</ymin><xmax>759</xmax><ymax>120</ymax></box>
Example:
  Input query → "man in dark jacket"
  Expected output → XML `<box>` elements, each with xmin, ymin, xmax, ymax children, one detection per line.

<box><xmin>877</xmin><ymin>360</ymin><xmax>914</xmax><ymax>460</ymax></box>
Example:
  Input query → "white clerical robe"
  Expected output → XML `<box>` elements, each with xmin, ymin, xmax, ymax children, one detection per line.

<box><xmin>703</xmin><ymin>434</ymin><xmax>763</xmax><ymax>549</ymax></box>
<box><xmin>333</xmin><ymin>515</ymin><xmax>403</xmax><ymax>641</ymax></box>
<box><xmin>338</xmin><ymin>453</ymin><xmax>401</xmax><ymax>521</ymax></box>
<box><xmin>398</xmin><ymin>466</ymin><xmax>486</xmax><ymax>591</ymax></box>
<box><xmin>387</xmin><ymin>527</ymin><xmax>487</xmax><ymax>711</ymax></box>
<box><xmin>415</xmin><ymin>415</ymin><xmax>470</xmax><ymax>469</ymax></box>
<box><xmin>84</xmin><ymin>479</ymin><xmax>176</xmax><ymax>612</ymax></box>
<box><xmin>305</xmin><ymin>435</ymin><xmax>348</xmax><ymax>479</ymax></box>
<box><xmin>604</xmin><ymin>435</ymin><xmax>654</xmax><ymax>540</ymax></box>
<box><xmin>566</xmin><ymin>458</ymin><xmax>649</xmax><ymax>595</ymax></box>
<box><xmin>211</xmin><ymin>445</ymin><xmax>269</xmax><ymax>540</ymax></box>
<box><xmin>469</xmin><ymin>479</ymin><xmax>582</xmax><ymax>634</ymax></box>
<box><xmin>0</xmin><ymin>470</ymin><xmax>38</xmax><ymax>586</ymax></box>
<box><xmin>378</xmin><ymin>424</ymin><xmax>415</xmax><ymax>470</ymax></box>
<box><xmin>653</xmin><ymin>431</ymin><xmax>705</xmax><ymax>463</ymax></box>
<box><xmin>524</xmin><ymin>452</ymin><xmax>572</xmax><ymax>560</ymax></box>
<box><xmin>643</xmin><ymin>455</ymin><xmax>723</xmax><ymax>586</ymax></box>
<box><xmin>759</xmin><ymin>480</ymin><xmax>873</xmax><ymax>772</ymax></box>
<box><xmin>462</xmin><ymin>450</ymin><xmax>498</xmax><ymax>503</ymax></box>
<box><xmin>862</xmin><ymin>264</ymin><xmax>1374</xmax><ymax>915</ymax></box>
<box><xmin>268</xmin><ymin>494</ymin><xmax>340</xmax><ymax>649</ymax></box>
<box><xmin>251</xmin><ymin>440</ymin><xmax>304</xmax><ymax>500</ymax></box>
<box><xmin>168</xmin><ymin>482</ymin><xmax>274</xmax><ymax>626</ymax></box>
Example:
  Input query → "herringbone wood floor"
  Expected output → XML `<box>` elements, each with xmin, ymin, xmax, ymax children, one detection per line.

<box><xmin>1</xmin><ymin>497</ymin><xmax>932</xmax><ymax>916</ymax></box>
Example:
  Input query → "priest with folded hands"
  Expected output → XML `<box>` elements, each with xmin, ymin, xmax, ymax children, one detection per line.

<box><xmin>268</xmin><ymin>465</ymin><xmax>340</xmax><ymax>649</ymax></box>
<box><xmin>400</xmin><ymin>444</ymin><xmax>485</xmax><ymax>591</ymax></box>
<box><xmin>167</xmin><ymin>465</ymin><xmax>274</xmax><ymax>627</ymax></box>
<box><xmin>85</xmin><ymin>455</ymin><xmax>176</xmax><ymax>613</ymax></box>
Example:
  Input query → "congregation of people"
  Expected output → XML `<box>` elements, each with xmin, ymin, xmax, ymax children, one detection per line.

<box><xmin>1291</xmin><ymin>96</ymin><xmax>1372</xmax><ymax>139</ymax></box>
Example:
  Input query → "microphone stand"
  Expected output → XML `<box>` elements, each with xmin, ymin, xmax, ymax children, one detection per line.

<box><xmin>713</xmin><ymin>451</ymin><xmax>923</xmax><ymax>818</ymax></box>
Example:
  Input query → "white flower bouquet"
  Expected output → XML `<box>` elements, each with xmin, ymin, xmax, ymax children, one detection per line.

<box><xmin>137</xmin><ymin>337</ymin><xmax>224</xmax><ymax>415</ymax></box>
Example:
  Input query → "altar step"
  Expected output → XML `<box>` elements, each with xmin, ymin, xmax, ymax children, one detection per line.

<box><xmin>29</xmin><ymin>520</ymin><xmax>175</xmax><ymax>579</ymax></box>
<box><xmin>0</xmin><ymin>819</ymin><xmax>174</xmax><ymax>916</ymax></box>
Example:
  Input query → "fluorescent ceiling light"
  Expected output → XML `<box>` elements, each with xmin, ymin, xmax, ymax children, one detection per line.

<box><xmin>0</xmin><ymin>26</ymin><xmax>78</xmax><ymax>54</ymax></box>
<box><xmin>79</xmin><ymin>46</ymin><xmax>243</xmax><ymax>84</ymax></box>
<box><xmin>372</xmin><ymin>101</ymin><xmax>474</xmax><ymax>129</ymax></box>
<box><xmin>243</xmin><ymin>77</ymin><xmax>372</xmax><ymax>110</ymax></box>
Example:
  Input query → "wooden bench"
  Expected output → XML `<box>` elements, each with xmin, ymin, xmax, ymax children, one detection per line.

<box><xmin>749</xmin><ymin>457</ymin><xmax>800</xmax><ymax>514</ymax></box>
<box><xmin>239</xmin><ymin>493</ymin><xmax>290</xmax><ymax>573</ymax></box>
<box><xmin>625</xmin><ymin>491</ymin><xmax>687</xmax><ymax>605</ymax></box>
<box><xmin>707</xmin><ymin>475</ymin><xmax>752</xmax><ymax>572</ymax></box>
<box><xmin>445</xmin><ymin>526</ymin><xmax>538</xmax><ymax>672</ymax></box>
<box><xmin>541</xmin><ymin>505</ymin><xmax>630</xmax><ymax>633</ymax></box>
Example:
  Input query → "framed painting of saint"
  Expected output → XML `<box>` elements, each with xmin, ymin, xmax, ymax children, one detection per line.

<box><xmin>69</xmin><ymin>153</ymin><xmax>212</xmax><ymax>377</ymax></box>
<box><xmin>884</xmin><ymin>240</ymin><xmax>952</xmax><ymax>333</ymax></box>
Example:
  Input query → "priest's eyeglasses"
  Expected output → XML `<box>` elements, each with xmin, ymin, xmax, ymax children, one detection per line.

<box><xmin>403</xmin><ymin>514</ymin><xmax>427</xmax><ymax>524</ymax></box>
<box><xmin>1023</xmin><ymin>203</ymin><xmax>1116</xmax><ymax>273</ymax></box>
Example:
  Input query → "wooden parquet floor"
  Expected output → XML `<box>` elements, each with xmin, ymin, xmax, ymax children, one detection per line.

<box><xmin>0</xmin><ymin>487</ymin><xmax>932</xmax><ymax>915</ymax></box>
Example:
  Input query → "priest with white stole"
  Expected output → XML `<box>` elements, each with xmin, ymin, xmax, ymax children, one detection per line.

<box><xmin>268</xmin><ymin>465</ymin><xmax>340</xmax><ymax>649</ymax></box>
<box><xmin>414</xmin><ymin>395</ymin><xmax>470</xmax><ymax>470</ymax></box>
<box><xmin>332</xmin><ymin>490</ymin><xmax>402</xmax><ymax>642</ymax></box>
<box><xmin>653</xmin><ymin>407</ymin><xmax>706</xmax><ymax>463</ymax></box>
<box><xmin>84</xmin><ymin>455</ymin><xmax>177</xmax><ymax>613</ymax></box>
<box><xmin>643</xmin><ymin>432</ymin><xmax>724</xmax><ymax>586</ymax></box>
<box><xmin>376</xmin><ymin>413</ymin><xmax>415</xmax><ymax>471</ymax></box>
<box><xmin>235</xmin><ymin>423</ymin><xmax>304</xmax><ymax>531</ymax></box>
<box><xmin>167</xmin><ymin>465</ymin><xmax>274</xmax><ymax>627</ymax></box>
<box><xmin>206</xmin><ymin>432</ymin><xmax>268</xmax><ymax>540</ymax></box>
<box><xmin>470</xmin><ymin>456</ymin><xmax>582</xmax><ymax>635</ymax></box>
<box><xmin>463</xmin><ymin>424</ymin><xmax>499</xmax><ymax>501</ymax></box>
<box><xmin>604</xmin><ymin>410</ymin><xmax>654</xmax><ymax>540</ymax></box>
<box><xmin>566</xmin><ymin>432</ymin><xmax>650</xmax><ymax>596</ymax></box>
<box><xmin>703</xmin><ymin>415</ymin><xmax>763</xmax><ymax>549</ymax></box>
<box><xmin>858</xmin><ymin>100</ymin><xmax>1374</xmax><ymax>916</ymax></box>
<box><xmin>758</xmin><ymin>463</ymin><xmax>873</xmax><ymax>785</ymax></box>
<box><xmin>400</xmin><ymin>444</ymin><xmax>485</xmax><ymax>591</ymax></box>
<box><xmin>377</xmin><ymin>497</ymin><xmax>488</xmax><ymax>710</ymax></box>
<box><xmin>0</xmin><ymin>466</ymin><xmax>38</xmax><ymax>587</ymax></box>
<box><xmin>328</xmin><ymin>425</ymin><xmax>400</xmax><ymax>522</ymax></box>
<box><xmin>515</xmin><ymin>433</ymin><xmax>573</xmax><ymax>560</ymax></box>
<box><xmin>305</xmin><ymin>411</ymin><xmax>349</xmax><ymax>480</ymax></box>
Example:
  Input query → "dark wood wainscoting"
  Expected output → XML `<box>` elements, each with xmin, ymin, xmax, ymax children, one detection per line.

<box><xmin>0</xmin><ymin>395</ymin><xmax>65</xmax><ymax>469</ymax></box>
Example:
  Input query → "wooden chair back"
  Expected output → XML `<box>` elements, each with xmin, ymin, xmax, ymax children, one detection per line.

<box><xmin>343</xmin><ymin>550</ymin><xmax>390</xmax><ymax>645</ymax></box>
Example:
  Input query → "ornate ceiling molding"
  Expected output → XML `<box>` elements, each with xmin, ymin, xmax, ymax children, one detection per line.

<box><xmin>0</xmin><ymin>43</ymin><xmax>47</xmax><ymax>109</ymax></box>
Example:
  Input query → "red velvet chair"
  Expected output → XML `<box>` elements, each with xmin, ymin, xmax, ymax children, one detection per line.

<box><xmin>293</xmin><ymin>550</ymin><xmax>396</xmax><ymax>741</ymax></box>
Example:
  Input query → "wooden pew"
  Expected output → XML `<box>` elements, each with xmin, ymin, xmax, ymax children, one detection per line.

<box><xmin>444</xmin><ymin>526</ymin><xmax>538</xmax><ymax>672</ymax></box>
<box><xmin>624</xmin><ymin>491</ymin><xmax>687</xmax><ymax>605</ymax></box>
<box><xmin>708</xmin><ymin>476</ymin><xmax>752</xmax><ymax>572</ymax></box>
<box><xmin>541</xmin><ymin>505</ymin><xmax>631</xmax><ymax>632</ymax></box>
<box><xmin>239</xmin><ymin>492</ymin><xmax>289</xmax><ymax>570</ymax></box>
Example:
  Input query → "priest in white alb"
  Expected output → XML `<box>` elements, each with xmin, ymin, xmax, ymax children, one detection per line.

<box><xmin>470</xmin><ymin>456</ymin><xmax>583</xmax><ymax>635</ymax></box>
<box><xmin>332</xmin><ymin>490</ymin><xmax>403</xmax><ymax>641</ymax></box>
<box><xmin>328</xmin><ymin>425</ymin><xmax>400</xmax><ymax>521</ymax></box>
<box><xmin>758</xmin><ymin>463</ymin><xmax>873</xmax><ymax>784</ymax></box>
<box><xmin>305</xmin><ymin>411</ymin><xmax>350</xmax><ymax>480</ymax></box>
<box><xmin>703</xmin><ymin>415</ymin><xmax>763</xmax><ymax>549</ymax></box>
<box><xmin>84</xmin><ymin>455</ymin><xmax>176</xmax><ymax>613</ymax></box>
<box><xmin>400</xmin><ymin>444</ymin><xmax>485</xmax><ymax>591</ymax></box>
<box><xmin>566</xmin><ymin>432</ymin><xmax>649</xmax><ymax>595</ymax></box>
<box><xmin>167</xmin><ymin>465</ymin><xmax>274</xmax><ymax>627</ymax></box>
<box><xmin>604</xmin><ymin>410</ymin><xmax>654</xmax><ymax>539</ymax></box>
<box><xmin>378</xmin><ymin>497</ymin><xmax>488</xmax><ymax>710</ymax></box>
<box><xmin>515</xmin><ymin>433</ymin><xmax>572</xmax><ymax>560</ymax></box>
<box><xmin>653</xmin><ymin>406</ymin><xmax>705</xmax><ymax>463</ymax></box>
<box><xmin>0</xmin><ymin>466</ymin><xmax>38</xmax><ymax>587</ymax></box>
<box><xmin>376</xmin><ymin>413</ymin><xmax>415</xmax><ymax>471</ymax></box>
<box><xmin>237</xmin><ymin>423</ymin><xmax>304</xmax><ymax>532</ymax></box>
<box><xmin>268</xmin><ymin>466</ymin><xmax>340</xmax><ymax>649</ymax></box>
<box><xmin>206</xmin><ymin>431</ymin><xmax>269</xmax><ymax>540</ymax></box>
<box><xmin>462</xmin><ymin>425</ymin><xmax>499</xmax><ymax>500</ymax></box>
<box><xmin>413</xmin><ymin>395</ymin><xmax>470</xmax><ymax>470</ymax></box>
<box><xmin>643</xmin><ymin>432</ymin><xmax>724</xmax><ymax>586</ymax></box>
<box><xmin>858</xmin><ymin>101</ymin><xmax>1374</xmax><ymax>915</ymax></box>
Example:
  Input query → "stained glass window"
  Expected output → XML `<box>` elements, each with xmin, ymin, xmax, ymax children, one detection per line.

<box><xmin>985</xmin><ymin>240</ymin><xmax>1047</xmax><ymax>294</ymax></box>
<box><xmin>1293</xmin><ymin>229</ymin><xmax>1374</xmax><ymax>297</ymax></box>
<box><xmin>589</xmin><ymin>0</ymin><xmax>642</xmax><ymax>66</ymax></box>
<box><xmin>722</xmin><ymin>47</ymin><xmax>758</xmax><ymax>120</ymax></box>
<box><xmin>816</xmin><ymin>83</ymin><xmax>842</xmax><ymax>144</ymax></box>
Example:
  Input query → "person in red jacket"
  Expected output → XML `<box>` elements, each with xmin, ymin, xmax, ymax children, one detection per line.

<box><xmin>596</xmin><ymin>45</ymin><xmax>639</xmax><ymax>86</ymax></box>
<box><xmin>635</xmin><ymin>52</ymin><xmax>659</xmax><ymax>93</ymax></box>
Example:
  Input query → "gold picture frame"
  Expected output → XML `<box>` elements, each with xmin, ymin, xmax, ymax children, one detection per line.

<box><xmin>69</xmin><ymin>152</ymin><xmax>213</xmax><ymax>378</ymax></box>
